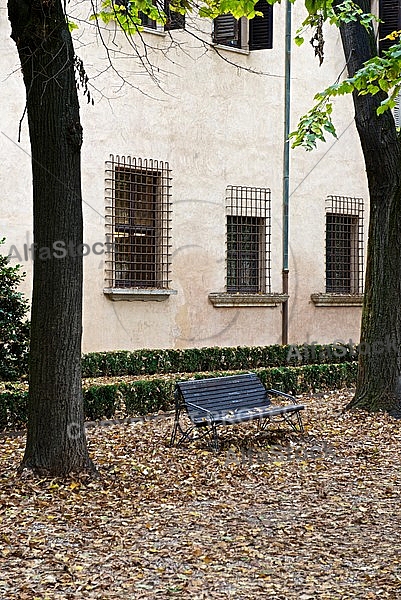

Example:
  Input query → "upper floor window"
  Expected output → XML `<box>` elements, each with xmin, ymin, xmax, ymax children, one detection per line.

<box><xmin>325</xmin><ymin>195</ymin><xmax>364</xmax><ymax>294</ymax></box>
<box><xmin>213</xmin><ymin>0</ymin><xmax>273</xmax><ymax>50</ymax></box>
<box><xmin>140</xmin><ymin>0</ymin><xmax>185</xmax><ymax>31</ymax></box>
<box><xmin>105</xmin><ymin>156</ymin><xmax>172</xmax><ymax>290</ymax></box>
<box><xmin>226</xmin><ymin>186</ymin><xmax>271</xmax><ymax>293</ymax></box>
<box><xmin>164</xmin><ymin>2</ymin><xmax>185</xmax><ymax>30</ymax></box>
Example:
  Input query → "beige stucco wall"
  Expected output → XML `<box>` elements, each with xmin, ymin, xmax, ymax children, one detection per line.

<box><xmin>288</xmin><ymin>11</ymin><xmax>369</xmax><ymax>345</ymax></box>
<box><xmin>1</xmin><ymin>0</ymin><xmax>369</xmax><ymax>352</ymax></box>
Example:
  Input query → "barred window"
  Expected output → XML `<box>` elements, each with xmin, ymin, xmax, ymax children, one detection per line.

<box><xmin>226</xmin><ymin>186</ymin><xmax>271</xmax><ymax>293</ymax></box>
<box><xmin>325</xmin><ymin>195</ymin><xmax>364</xmax><ymax>294</ymax></box>
<box><xmin>105</xmin><ymin>156</ymin><xmax>172</xmax><ymax>289</ymax></box>
<box><xmin>213</xmin><ymin>0</ymin><xmax>273</xmax><ymax>50</ymax></box>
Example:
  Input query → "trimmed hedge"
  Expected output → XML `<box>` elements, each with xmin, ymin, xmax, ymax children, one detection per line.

<box><xmin>83</xmin><ymin>384</ymin><xmax>120</xmax><ymax>421</ymax></box>
<box><xmin>3</xmin><ymin>342</ymin><xmax>358</xmax><ymax>381</ymax></box>
<box><xmin>0</xmin><ymin>362</ymin><xmax>357</xmax><ymax>430</ymax></box>
<box><xmin>81</xmin><ymin>343</ymin><xmax>358</xmax><ymax>378</ymax></box>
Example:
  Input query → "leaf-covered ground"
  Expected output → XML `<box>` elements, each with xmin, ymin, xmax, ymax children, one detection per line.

<box><xmin>0</xmin><ymin>390</ymin><xmax>400</xmax><ymax>599</ymax></box>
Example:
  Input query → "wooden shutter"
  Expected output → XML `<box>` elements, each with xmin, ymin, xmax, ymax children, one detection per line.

<box><xmin>379</xmin><ymin>0</ymin><xmax>401</xmax><ymax>55</ymax></box>
<box><xmin>249</xmin><ymin>0</ymin><xmax>273</xmax><ymax>51</ymax></box>
<box><xmin>213</xmin><ymin>14</ymin><xmax>240</xmax><ymax>47</ymax></box>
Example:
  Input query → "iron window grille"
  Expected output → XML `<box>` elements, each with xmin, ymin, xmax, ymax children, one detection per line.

<box><xmin>105</xmin><ymin>156</ymin><xmax>172</xmax><ymax>289</ymax></box>
<box><xmin>325</xmin><ymin>195</ymin><xmax>364</xmax><ymax>294</ymax></box>
<box><xmin>226</xmin><ymin>185</ymin><xmax>271</xmax><ymax>293</ymax></box>
<box><xmin>213</xmin><ymin>0</ymin><xmax>273</xmax><ymax>50</ymax></box>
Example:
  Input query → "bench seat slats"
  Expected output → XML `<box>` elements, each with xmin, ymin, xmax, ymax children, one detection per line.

<box><xmin>191</xmin><ymin>403</ymin><xmax>305</xmax><ymax>426</ymax></box>
<box><xmin>185</xmin><ymin>395</ymin><xmax>269</xmax><ymax>411</ymax></box>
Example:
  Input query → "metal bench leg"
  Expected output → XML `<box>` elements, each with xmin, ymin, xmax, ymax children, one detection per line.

<box><xmin>170</xmin><ymin>416</ymin><xmax>179</xmax><ymax>447</ymax></box>
<box><xmin>211</xmin><ymin>423</ymin><xmax>219</xmax><ymax>452</ymax></box>
<box><xmin>170</xmin><ymin>407</ymin><xmax>195</xmax><ymax>447</ymax></box>
<box><xmin>282</xmin><ymin>410</ymin><xmax>304</xmax><ymax>434</ymax></box>
<box><xmin>296</xmin><ymin>411</ymin><xmax>304</xmax><ymax>434</ymax></box>
<box><xmin>258</xmin><ymin>417</ymin><xmax>271</xmax><ymax>431</ymax></box>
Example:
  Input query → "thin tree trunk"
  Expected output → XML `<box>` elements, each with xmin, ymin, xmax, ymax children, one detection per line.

<box><xmin>8</xmin><ymin>0</ymin><xmax>95</xmax><ymax>473</ymax></box>
<box><xmin>339</xmin><ymin>1</ymin><xmax>401</xmax><ymax>416</ymax></box>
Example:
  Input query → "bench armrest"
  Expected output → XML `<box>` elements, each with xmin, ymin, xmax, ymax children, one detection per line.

<box><xmin>266</xmin><ymin>388</ymin><xmax>297</xmax><ymax>402</ymax></box>
<box><xmin>186</xmin><ymin>401</ymin><xmax>213</xmax><ymax>417</ymax></box>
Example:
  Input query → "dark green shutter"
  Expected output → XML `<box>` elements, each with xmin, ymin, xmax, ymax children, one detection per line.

<box><xmin>213</xmin><ymin>14</ymin><xmax>240</xmax><ymax>47</ymax></box>
<box><xmin>249</xmin><ymin>0</ymin><xmax>273</xmax><ymax>51</ymax></box>
<box><xmin>379</xmin><ymin>0</ymin><xmax>401</xmax><ymax>55</ymax></box>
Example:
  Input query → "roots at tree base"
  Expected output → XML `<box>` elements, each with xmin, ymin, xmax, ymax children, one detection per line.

<box><xmin>345</xmin><ymin>391</ymin><xmax>401</xmax><ymax>419</ymax></box>
<box><xmin>18</xmin><ymin>456</ymin><xmax>98</xmax><ymax>478</ymax></box>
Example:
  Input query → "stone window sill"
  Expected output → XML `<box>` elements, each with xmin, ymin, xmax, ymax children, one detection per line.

<box><xmin>208</xmin><ymin>292</ymin><xmax>288</xmax><ymax>307</ymax></box>
<box><xmin>311</xmin><ymin>293</ymin><xmax>364</xmax><ymax>307</ymax></box>
<box><xmin>213</xmin><ymin>44</ymin><xmax>250</xmax><ymax>56</ymax></box>
<box><xmin>142</xmin><ymin>28</ymin><xmax>166</xmax><ymax>37</ymax></box>
<box><xmin>104</xmin><ymin>288</ymin><xmax>177</xmax><ymax>302</ymax></box>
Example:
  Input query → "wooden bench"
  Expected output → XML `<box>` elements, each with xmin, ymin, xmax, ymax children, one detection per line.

<box><xmin>170</xmin><ymin>373</ymin><xmax>305</xmax><ymax>451</ymax></box>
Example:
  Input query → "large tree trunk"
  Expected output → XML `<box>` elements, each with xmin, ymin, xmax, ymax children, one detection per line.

<box><xmin>339</xmin><ymin>1</ymin><xmax>401</xmax><ymax>416</ymax></box>
<box><xmin>8</xmin><ymin>0</ymin><xmax>95</xmax><ymax>473</ymax></box>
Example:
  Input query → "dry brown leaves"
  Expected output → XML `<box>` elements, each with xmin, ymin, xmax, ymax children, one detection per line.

<box><xmin>0</xmin><ymin>390</ymin><xmax>400</xmax><ymax>599</ymax></box>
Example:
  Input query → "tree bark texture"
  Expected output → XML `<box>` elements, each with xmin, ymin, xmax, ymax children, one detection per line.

<box><xmin>339</xmin><ymin>0</ymin><xmax>401</xmax><ymax>416</ymax></box>
<box><xmin>8</xmin><ymin>0</ymin><xmax>95</xmax><ymax>473</ymax></box>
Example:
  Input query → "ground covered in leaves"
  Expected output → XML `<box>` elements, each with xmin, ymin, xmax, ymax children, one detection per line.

<box><xmin>0</xmin><ymin>389</ymin><xmax>400</xmax><ymax>599</ymax></box>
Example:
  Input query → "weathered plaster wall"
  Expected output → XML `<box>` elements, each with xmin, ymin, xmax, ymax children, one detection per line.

<box><xmin>1</xmin><ymin>0</ymin><xmax>369</xmax><ymax>352</ymax></box>
<box><xmin>288</xmin><ymin>8</ymin><xmax>369</xmax><ymax>345</ymax></box>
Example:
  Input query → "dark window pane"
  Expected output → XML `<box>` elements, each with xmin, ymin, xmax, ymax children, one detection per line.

<box><xmin>326</xmin><ymin>213</ymin><xmax>358</xmax><ymax>293</ymax></box>
<box><xmin>164</xmin><ymin>1</ymin><xmax>185</xmax><ymax>30</ymax></box>
<box><xmin>227</xmin><ymin>216</ymin><xmax>262</xmax><ymax>292</ymax></box>
<box><xmin>114</xmin><ymin>168</ymin><xmax>158</xmax><ymax>287</ymax></box>
<box><xmin>139</xmin><ymin>11</ymin><xmax>157</xmax><ymax>28</ymax></box>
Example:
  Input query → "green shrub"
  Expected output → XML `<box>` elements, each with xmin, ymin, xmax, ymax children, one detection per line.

<box><xmin>83</xmin><ymin>384</ymin><xmax>119</xmax><ymax>420</ymax></box>
<box><xmin>297</xmin><ymin>362</ymin><xmax>358</xmax><ymax>393</ymax></box>
<box><xmin>122</xmin><ymin>379</ymin><xmax>175</xmax><ymax>415</ymax></box>
<box><xmin>0</xmin><ymin>385</ymin><xmax>29</xmax><ymax>430</ymax></box>
<box><xmin>0</xmin><ymin>239</ymin><xmax>30</xmax><ymax>381</ymax></box>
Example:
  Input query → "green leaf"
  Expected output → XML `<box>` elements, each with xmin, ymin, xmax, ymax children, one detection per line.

<box><xmin>305</xmin><ymin>0</ymin><xmax>321</xmax><ymax>15</ymax></box>
<box><xmin>367</xmin><ymin>84</ymin><xmax>380</xmax><ymax>95</ymax></box>
<box><xmin>67</xmin><ymin>19</ymin><xmax>79</xmax><ymax>31</ymax></box>
<box><xmin>376</xmin><ymin>104</ymin><xmax>388</xmax><ymax>115</ymax></box>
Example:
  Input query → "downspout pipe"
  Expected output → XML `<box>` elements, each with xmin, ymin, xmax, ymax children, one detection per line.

<box><xmin>282</xmin><ymin>0</ymin><xmax>292</xmax><ymax>345</ymax></box>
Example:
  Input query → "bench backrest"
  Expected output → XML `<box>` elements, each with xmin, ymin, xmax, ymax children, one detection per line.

<box><xmin>176</xmin><ymin>373</ymin><xmax>270</xmax><ymax>417</ymax></box>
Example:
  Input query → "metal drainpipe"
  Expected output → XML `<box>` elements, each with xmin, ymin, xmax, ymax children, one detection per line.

<box><xmin>282</xmin><ymin>0</ymin><xmax>292</xmax><ymax>345</ymax></box>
